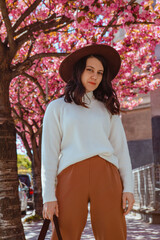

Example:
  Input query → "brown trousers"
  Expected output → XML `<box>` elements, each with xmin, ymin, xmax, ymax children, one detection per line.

<box><xmin>52</xmin><ymin>155</ymin><xmax>126</xmax><ymax>240</ymax></box>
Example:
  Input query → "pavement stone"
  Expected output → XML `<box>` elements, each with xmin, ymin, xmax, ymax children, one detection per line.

<box><xmin>23</xmin><ymin>210</ymin><xmax>160</xmax><ymax>240</ymax></box>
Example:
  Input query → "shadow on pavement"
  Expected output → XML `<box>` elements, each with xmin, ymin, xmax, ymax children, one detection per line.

<box><xmin>126</xmin><ymin>214</ymin><xmax>160</xmax><ymax>240</ymax></box>
<box><xmin>23</xmin><ymin>210</ymin><xmax>160</xmax><ymax>240</ymax></box>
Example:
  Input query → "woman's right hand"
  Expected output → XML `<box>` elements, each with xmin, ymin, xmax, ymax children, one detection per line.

<box><xmin>43</xmin><ymin>201</ymin><xmax>59</xmax><ymax>239</ymax></box>
<box><xmin>42</xmin><ymin>201</ymin><xmax>59</xmax><ymax>220</ymax></box>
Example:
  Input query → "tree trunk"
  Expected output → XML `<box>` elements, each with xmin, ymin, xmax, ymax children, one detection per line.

<box><xmin>32</xmin><ymin>161</ymin><xmax>43</xmax><ymax>216</ymax></box>
<box><xmin>0</xmin><ymin>121</ymin><xmax>25</xmax><ymax>240</ymax></box>
<box><xmin>0</xmin><ymin>74</ymin><xmax>25</xmax><ymax>239</ymax></box>
<box><xmin>32</xmin><ymin>138</ymin><xmax>43</xmax><ymax>216</ymax></box>
<box><xmin>18</xmin><ymin>130</ymin><xmax>43</xmax><ymax>216</ymax></box>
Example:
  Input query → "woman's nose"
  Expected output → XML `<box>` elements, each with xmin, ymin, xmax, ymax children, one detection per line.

<box><xmin>91</xmin><ymin>72</ymin><xmax>97</xmax><ymax>79</ymax></box>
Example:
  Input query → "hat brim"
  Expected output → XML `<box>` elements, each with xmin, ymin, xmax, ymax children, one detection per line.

<box><xmin>59</xmin><ymin>44</ymin><xmax>121</xmax><ymax>83</ymax></box>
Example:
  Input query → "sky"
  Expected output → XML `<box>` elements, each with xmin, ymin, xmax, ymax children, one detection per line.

<box><xmin>16</xmin><ymin>136</ymin><xmax>27</xmax><ymax>155</ymax></box>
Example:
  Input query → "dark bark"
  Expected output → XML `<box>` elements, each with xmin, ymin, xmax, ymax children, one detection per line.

<box><xmin>0</xmin><ymin>120</ymin><xmax>25</xmax><ymax>240</ymax></box>
<box><xmin>0</xmin><ymin>76</ymin><xmax>10</xmax><ymax>123</ymax></box>
<box><xmin>32</xmin><ymin>160</ymin><xmax>43</xmax><ymax>216</ymax></box>
<box><xmin>0</xmin><ymin>0</ymin><xmax>15</xmax><ymax>54</ymax></box>
<box><xmin>31</xmin><ymin>135</ymin><xmax>43</xmax><ymax>216</ymax></box>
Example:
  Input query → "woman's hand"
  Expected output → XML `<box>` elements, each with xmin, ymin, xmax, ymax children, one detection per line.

<box><xmin>43</xmin><ymin>201</ymin><xmax>59</xmax><ymax>220</ymax></box>
<box><xmin>122</xmin><ymin>192</ymin><xmax>135</xmax><ymax>215</ymax></box>
<box><xmin>43</xmin><ymin>201</ymin><xmax>59</xmax><ymax>239</ymax></box>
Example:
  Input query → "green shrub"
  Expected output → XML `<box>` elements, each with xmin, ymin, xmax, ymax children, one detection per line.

<box><xmin>23</xmin><ymin>214</ymin><xmax>43</xmax><ymax>223</ymax></box>
<box><xmin>17</xmin><ymin>154</ymin><xmax>32</xmax><ymax>174</ymax></box>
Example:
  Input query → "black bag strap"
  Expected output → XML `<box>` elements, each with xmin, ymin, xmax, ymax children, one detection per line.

<box><xmin>38</xmin><ymin>214</ymin><xmax>62</xmax><ymax>240</ymax></box>
<box><xmin>53</xmin><ymin>215</ymin><xmax>62</xmax><ymax>240</ymax></box>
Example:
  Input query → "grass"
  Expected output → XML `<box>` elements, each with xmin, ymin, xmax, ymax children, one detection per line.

<box><xmin>23</xmin><ymin>214</ymin><xmax>43</xmax><ymax>223</ymax></box>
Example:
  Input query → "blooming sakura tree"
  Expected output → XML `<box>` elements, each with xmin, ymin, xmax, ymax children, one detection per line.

<box><xmin>0</xmin><ymin>0</ymin><xmax>160</xmax><ymax>238</ymax></box>
<box><xmin>0</xmin><ymin>1</ymin><xmax>73</xmax><ymax>239</ymax></box>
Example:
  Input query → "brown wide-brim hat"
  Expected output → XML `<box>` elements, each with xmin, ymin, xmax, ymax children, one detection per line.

<box><xmin>59</xmin><ymin>44</ymin><xmax>121</xmax><ymax>83</ymax></box>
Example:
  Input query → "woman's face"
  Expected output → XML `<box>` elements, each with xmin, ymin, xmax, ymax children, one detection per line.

<box><xmin>81</xmin><ymin>57</ymin><xmax>104</xmax><ymax>93</ymax></box>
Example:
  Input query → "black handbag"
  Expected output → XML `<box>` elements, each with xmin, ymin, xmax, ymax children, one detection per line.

<box><xmin>38</xmin><ymin>214</ymin><xmax>62</xmax><ymax>240</ymax></box>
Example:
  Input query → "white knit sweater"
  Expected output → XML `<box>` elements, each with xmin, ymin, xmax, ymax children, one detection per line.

<box><xmin>41</xmin><ymin>91</ymin><xmax>134</xmax><ymax>204</ymax></box>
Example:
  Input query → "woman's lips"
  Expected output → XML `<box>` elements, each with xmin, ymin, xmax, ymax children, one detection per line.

<box><xmin>88</xmin><ymin>81</ymin><xmax>96</xmax><ymax>85</ymax></box>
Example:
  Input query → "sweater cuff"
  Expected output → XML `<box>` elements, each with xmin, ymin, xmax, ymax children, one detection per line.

<box><xmin>43</xmin><ymin>195</ymin><xmax>57</xmax><ymax>204</ymax></box>
<box><xmin>123</xmin><ymin>182</ymin><xmax>134</xmax><ymax>194</ymax></box>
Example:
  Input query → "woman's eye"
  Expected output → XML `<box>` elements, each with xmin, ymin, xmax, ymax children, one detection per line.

<box><xmin>86</xmin><ymin>68</ymin><xmax>92</xmax><ymax>72</ymax></box>
<box><xmin>98</xmin><ymin>72</ymin><xmax>103</xmax><ymax>75</ymax></box>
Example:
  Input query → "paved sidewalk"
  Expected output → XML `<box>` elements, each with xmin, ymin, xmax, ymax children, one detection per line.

<box><xmin>23</xmin><ymin>211</ymin><xmax>160</xmax><ymax>240</ymax></box>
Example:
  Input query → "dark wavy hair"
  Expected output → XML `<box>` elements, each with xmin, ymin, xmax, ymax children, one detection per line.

<box><xmin>63</xmin><ymin>54</ymin><xmax>120</xmax><ymax>115</ymax></box>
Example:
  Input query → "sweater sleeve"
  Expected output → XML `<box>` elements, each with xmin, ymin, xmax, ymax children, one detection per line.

<box><xmin>108</xmin><ymin>114</ymin><xmax>134</xmax><ymax>193</ymax></box>
<box><xmin>41</xmin><ymin>101</ymin><xmax>62</xmax><ymax>204</ymax></box>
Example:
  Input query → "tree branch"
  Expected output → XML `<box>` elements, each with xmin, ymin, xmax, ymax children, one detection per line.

<box><xmin>12</xmin><ymin>0</ymin><xmax>42</xmax><ymax>32</ymax></box>
<box><xmin>44</xmin><ymin>20</ymin><xmax>74</xmax><ymax>34</ymax></box>
<box><xmin>101</xmin><ymin>0</ymin><xmax>137</xmax><ymax>36</ymax></box>
<box><xmin>29</xmin><ymin>52</ymin><xmax>69</xmax><ymax>61</ymax></box>
<box><xmin>114</xmin><ymin>21</ymin><xmax>155</xmax><ymax>26</ymax></box>
<box><xmin>96</xmin><ymin>21</ymin><xmax>155</xmax><ymax>29</ymax></box>
<box><xmin>50</xmin><ymin>85</ymin><xmax>64</xmax><ymax>101</ymax></box>
<box><xmin>16</xmin><ymin>129</ymin><xmax>33</xmax><ymax>160</ymax></box>
<box><xmin>0</xmin><ymin>0</ymin><xmax>16</xmax><ymax>52</ymax></box>
<box><xmin>26</xmin><ymin>40</ymin><xmax>35</xmax><ymax>59</ymax></box>
<box><xmin>14</xmin><ymin>18</ymin><xmax>55</xmax><ymax>38</ymax></box>
<box><xmin>0</xmin><ymin>38</ymin><xmax>4</xmax><ymax>50</ymax></box>
<box><xmin>32</xmin><ymin>119</ymin><xmax>39</xmax><ymax>131</ymax></box>
<box><xmin>101</xmin><ymin>14</ymin><xmax>118</xmax><ymax>36</ymax></box>
<box><xmin>34</xmin><ymin>126</ymin><xmax>42</xmax><ymax>138</ymax></box>
<box><xmin>14</xmin><ymin>14</ymin><xmax>71</xmax><ymax>39</ymax></box>
<box><xmin>18</xmin><ymin>86</ymin><xmax>37</xmax><ymax>102</ymax></box>
<box><xmin>35</xmin><ymin>98</ymin><xmax>45</xmax><ymax>115</ymax></box>
<box><xmin>11</xmin><ymin>59</ymin><xmax>33</xmax><ymax>78</ymax></box>
<box><xmin>0</xmin><ymin>39</ymin><xmax>5</xmax><ymax>62</ymax></box>
<box><xmin>12</xmin><ymin>106</ymin><xmax>33</xmax><ymax>134</ymax></box>
<box><xmin>11</xmin><ymin>52</ymin><xmax>68</xmax><ymax>78</ymax></box>
<box><xmin>22</xmin><ymin>72</ymin><xmax>46</xmax><ymax>102</ymax></box>
<box><xmin>15</xmin><ymin>16</ymin><xmax>73</xmax><ymax>49</ymax></box>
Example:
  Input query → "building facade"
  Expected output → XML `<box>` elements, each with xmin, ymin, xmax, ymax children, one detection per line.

<box><xmin>121</xmin><ymin>85</ymin><xmax>160</xmax><ymax>223</ymax></box>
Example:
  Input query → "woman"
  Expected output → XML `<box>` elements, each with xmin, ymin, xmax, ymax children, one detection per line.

<box><xmin>41</xmin><ymin>44</ymin><xmax>135</xmax><ymax>240</ymax></box>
